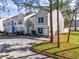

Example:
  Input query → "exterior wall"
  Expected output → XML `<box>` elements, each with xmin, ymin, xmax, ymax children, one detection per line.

<box><xmin>3</xmin><ymin>16</ymin><xmax>25</xmax><ymax>34</ymax></box>
<box><xmin>33</xmin><ymin>10</ymin><xmax>49</xmax><ymax>35</ymax></box>
<box><xmin>48</xmin><ymin>10</ymin><xmax>64</xmax><ymax>35</ymax></box>
<box><xmin>34</xmin><ymin>10</ymin><xmax>48</xmax><ymax>26</ymax></box>
<box><xmin>13</xmin><ymin>17</ymin><xmax>25</xmax><ymax>34</ymax></box>
<box><xmin>15</xmin><ymin>18</ymin><xmax>25</xmax><ymax>28</ymax></box>
<box><xmin>3</xmin><ymin>14</ymin><xmax>34</xmax><ymax>35</ymax></box>
<box><xmin>3</xmin><ymin>19</ymin><xmax>13</xmax><ymax>33</ymax></box>
<box><xmin>24</xmin><ymin>13</ymin><xmax>36</xmax><ymax>34</ymax></box>
<box><xmin>43</xmin><ymin>27</ymin><xmax>49</xmax><ymax>35</ymax></box>
<box><xmin>34</xmin><ymin>25</ymin><xmax>49</xmax><ymax>35</ymax></box>
<box><xmin>59</xmin><ymin>10</ymin><xmax>64</xmax><ymax>33</ymax></box>
<box><xmin>71</xmin><ymin>27</ymin><xmax>79</xmax><ymax>30</ymax></box>
<box><xmin>0</xmin><ymin>18</ymin><xmax>6</xmax><ymax>32</ymax></box>
<box><xmin>71</xmin><ymin>20</ymin><xmax>79</xmax><ymax>31</ymax></box>
<box><xmin>33</xmin><ymin>10</ymin><xmax>64</xmax><ymax>36</ymax></box>
<box><xmin>12</xmin><ymin>20</ymin><xmax>17</xmax><ymax>32</ymax></box>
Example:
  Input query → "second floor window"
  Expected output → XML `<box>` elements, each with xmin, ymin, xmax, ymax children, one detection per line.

<box><xmin>18</xmin><ymin>20</ymin><xmax>23</xmax><ymax>24</ymax></box>
<box><xmin>38</xmin><ymin>17</ymin><xmax>44</xmax><ymax>23</ymax></box>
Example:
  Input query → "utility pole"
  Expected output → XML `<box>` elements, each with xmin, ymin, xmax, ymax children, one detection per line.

<box><xmin>49</xmin><ymin>0</ymin><xmax>54</xmax><ymax>43</ymax></box>
<box><xmin>57</xmin><ymin>0</ymin><xmax>60</xmax><ymax>47</ymax></box>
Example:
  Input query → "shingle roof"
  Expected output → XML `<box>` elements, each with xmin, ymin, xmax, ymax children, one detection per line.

<box><xmin>24</xmin><ymin>13</ymin><xmax>36</xmax><ymax>21</ymax></box>
<box><xmin>10</xmin><ymin>12</ymin><xmax>33</xmax><ymax>20</ymax></box>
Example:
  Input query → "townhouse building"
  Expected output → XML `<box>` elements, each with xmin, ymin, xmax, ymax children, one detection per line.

<box><xmin>3</xmin><ymin>9</ymin><xmax>64</xmax><ymax>36</ymax></box>
<box><xmin>3</xmin><ymin>18</ymin><xmax>13</xmax><ymax>33</ymax></box>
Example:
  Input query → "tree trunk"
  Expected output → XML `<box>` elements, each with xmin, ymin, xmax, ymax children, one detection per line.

<box><xmin>57</xmin><ymin>0</ymin><xmax>60</xmax><ymax>47</ymax></box>
<box><xmin>49</xmin><ymin>0</ymin><xmax>54</xmax><ymax>43</ymax></box>
<box><xmin>67</xmin><ymin>11</ymin><xmax>75</xmax><ymax>43</ymax></box>
<box><xmin>75</xmin><ymin>11</ymin><xmax>77</xmax><ymax>31</ymax></box>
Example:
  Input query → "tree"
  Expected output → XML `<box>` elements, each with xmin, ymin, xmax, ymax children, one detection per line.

<box><xmin>25</xmin><ymin>19</ymin><xmax>34</xmax><ymax>33</ymax></box>
<box><xmin>74</xmin><ymin>9</ymin><xmax>77</xmax><ymax>31</ymax></box>
<box><xmin>0</xmin><ymin>0</ymin><xmax>11</xmax><ymax>16</ymax></box>
<box><xmin>67</xmin><ymin>10</ymin><xmax>75</xmax><ymax>43</ymax></box>
<box><xmin>49</xmin><ymin>0</ymin><xmax>54</xmax><ymax>43</ymax></box>
<box><xmin>74</xmin><ymin>5</ymin><xmax>78</xmax><ymax>31</ymax></box>
<box><xmin>67</xmin><ymin>0</ymin><xmax>79</xmax><ymax>43</ymax></box>
<box><xmin>57</xmin><ymin>0</ymin><xmax>60</xmax><ymax>47</ymax></box>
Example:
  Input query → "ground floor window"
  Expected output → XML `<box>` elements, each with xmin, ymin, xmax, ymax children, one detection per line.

<box><xmin>16</xmin><ymin>30</ymin><xmax>24</xmax><ymax>35</ymax></box>
<box><xmin>38</xmin><ymin>28</ymin><xmax>43</xmax><ymax>34</ymax></box>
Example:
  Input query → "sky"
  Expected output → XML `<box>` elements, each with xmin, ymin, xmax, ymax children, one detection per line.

<box><xmin>0</xmin><ymin>0</ymin><xmax>17</xmax><ymax>17</ymax></box>
<box><xmin>0</xmin><ymin>0</ymin><xmax>26</xmax><ymax>17</ymax></box>
<box><xmin>0</xmin><ymin>0</ymin><xmax>76</xmax><ymax>17</ymax></box>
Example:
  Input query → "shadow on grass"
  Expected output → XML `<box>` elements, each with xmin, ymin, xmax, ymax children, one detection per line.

<box><xmin>41</xmin><ymin>47</ymin><xmax>58</xmax><ymax>52</ymax></box>
<box><xmin>53</xmin><ymin>47</ymin><xmax>79</xmax><ymax>54</ymax></box>
<box><xmin>40</xmin><ymin>46</ymin><xmax>79</xmax><ymax>59</ymax></box>
<box><xmin>53</xmin><ymin>47</ymin><xmax>79</xmax><ymax>59</ymax></box>
<box><xmin>33</xmin><ymin>42</ymin><xmax>79</xmax><ymax>59</ymax></box>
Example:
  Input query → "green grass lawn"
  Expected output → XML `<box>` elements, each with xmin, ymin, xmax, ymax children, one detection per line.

<box><xmin>54</xmin><ymin>31</ymin><xmax>79</xmax><ymax>44</ymax></box>
<box><xmin>32</xmin><ymin>31</ymin><xmax>79</xmax><ymax>59</ymax></box>
<box><xmin>69</xmin><ymin>31</ymin><xmax>79</xmax><ymax>44</ymax></box>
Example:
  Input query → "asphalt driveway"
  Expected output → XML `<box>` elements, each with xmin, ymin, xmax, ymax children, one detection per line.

<box><xmin>0</xmin><ymin>34</ymin><xmax>54</xmax><ymax>59</ymax></box>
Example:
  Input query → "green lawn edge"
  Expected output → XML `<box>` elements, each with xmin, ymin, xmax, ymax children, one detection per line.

<box><xmin>31</xmin><ymin>42</ymin><xmax>60</xmax><ymax>59</ymax></box>
<box><xmin>31</xmin><ymin>42</ymin><xmax>79</xmax><ymax>59</ymax></box>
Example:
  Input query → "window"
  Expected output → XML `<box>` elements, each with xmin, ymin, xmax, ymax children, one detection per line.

<box><xmin>8</xmin><ymin>23</ymin><xmax>10</xmax><ymax>25</ymax></box>
<box><xmin>38</xmin><ymin>17</ymin><xmax>44</xmax><ymax>23</ymax></box>
<box><xmin>15</xmin><ymin>23</ymin><xmax>16</xmax><ymax>25</ymax></box>
<box><xmin>38</xmin><ymin>28</ymin><xmax>43</xmax><ymax>34</ymax></box>
<box><xmin>3</xmin><ymin>23</ymin><xmax>6</xmax><ymax>26</ymax></box>
<box><xmin>12</xmin><ymin>27</ymin><xmax>15</xmax><ymax>30</ymax></box>
<box><xmin>18</xmin><ymin>20</ymin><xmax>23</xmax><ymax>24</ymax></box>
